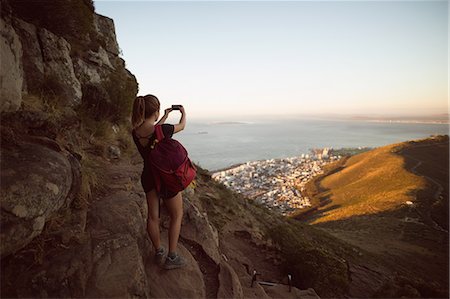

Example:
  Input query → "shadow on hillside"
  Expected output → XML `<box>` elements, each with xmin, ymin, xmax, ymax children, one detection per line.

<box><xmin>303</xmin><ymin>206</ymin><xmax>449</xmax><ymax>296</ymax></box>
<box><xmin>289</xmin><ymin>137</ymin><xmax>450</xmax><ymax>298</ymax></box>
<box><xmin>397</xmin><ymin>141</ymin><xmax>449</xmax><ymax>230</ymax></box>
<box><xmin>300</xmin><ymin>203</ymin><xmax>342</xmax><ymax>223</ymax></box>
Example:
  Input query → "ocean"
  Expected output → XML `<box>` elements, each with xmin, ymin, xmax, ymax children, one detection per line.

<box><xmin>172</xmin><ymin>117</ymin><xmax>449</xmax><ymax>172</ymax></box>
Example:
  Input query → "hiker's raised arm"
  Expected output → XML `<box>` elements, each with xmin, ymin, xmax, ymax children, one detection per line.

<box><xmin>173</xmin><ymin>106</ymin><xmax>186</xmax><ymax>134</ymax></box>
<box><xmin>156</xmin><ymin>108</ymin><xmax>172</xmax><ymax>126</ymax></box>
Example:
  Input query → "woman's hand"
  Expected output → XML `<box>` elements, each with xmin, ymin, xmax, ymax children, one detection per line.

<box><xmin>164</xmin><ymin>107</ymin><xmax>173</xmax><ymax>115</ymax></box>
<box><xmin>173</xmin><ymin>105</ymin><xmax>186</xmax><ymax>133</ymax></box>
<box><xmin>155</xmin><ymin>108</ymin><xmax>172</xmax><ymax>125</ymax></box>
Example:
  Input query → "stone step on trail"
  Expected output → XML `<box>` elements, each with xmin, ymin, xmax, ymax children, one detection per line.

<box><xmin>145</xmin><ymin>229</ymin><xmax>206</xmax><ymax>298</ymax></box>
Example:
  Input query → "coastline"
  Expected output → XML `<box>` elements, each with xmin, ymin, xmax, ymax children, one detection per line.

<box><xmin>208</xmin><ymin>163</ymin><xmax>246</xmax><ymax>176</ymax></box>
<box><xmin>363</xmin><ymin>119</ymin><xmax>450</xmax><ymax>125</ymax></box>
<box><xmin>207</xmin><ymin>147</ymin><xmax>369</xmax><ymax>176</ymax></box>
<box><xmin>186</xmin><ymin>120</ymin><xmax>448</xmax><ymax>175</ymax></box>
<box><xmin>209</xmin><ymin>148</ymin><xmax>341</xmax><ymax>215</ymax></box>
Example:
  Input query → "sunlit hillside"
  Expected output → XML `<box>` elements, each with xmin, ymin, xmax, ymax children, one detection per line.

<box><xmin>308</xmin><ymin>139</ymin><xmax>427</xmax><ymax>224</ymax></box>
<box><xmin>293</xmin><ymin>135</ymin><xmax>449</xmax><ymax>297</ymax></box>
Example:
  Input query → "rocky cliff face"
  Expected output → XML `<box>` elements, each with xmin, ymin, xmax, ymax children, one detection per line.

<box><xmin>1</xmin><ymin>0</ymin><xmax>136</xmax><ymax>122</ymax></box>
<box><xmin>1</xmin><ymin>0</ymin><xmax>137</xmax><ymax>257</ymax></box>
<box><xmin>0</xmin><ymin>2</ymin><xmax>321</xmax><ymax>298</ymax></box>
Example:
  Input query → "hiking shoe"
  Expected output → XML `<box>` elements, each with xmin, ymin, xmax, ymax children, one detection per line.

<box><xmin>154</xmin><ymin>245</ymin><xmax>167</xmax><ymax>266</ymax></box>
<box><xmin>163</xmin><ymin>252</ymin><xmax>187</xmax><ymax>270</ymax></box>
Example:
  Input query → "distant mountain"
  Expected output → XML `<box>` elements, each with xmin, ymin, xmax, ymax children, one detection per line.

<box><xmin>349</xmin><ymin>114</ymin><xmax>449</xmax><ymax>124</ymax></box>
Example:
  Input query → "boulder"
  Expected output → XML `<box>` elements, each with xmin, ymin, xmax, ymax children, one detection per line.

<box><xmin>0</xmin><ymin>137</ymin><xmax>81</xmax><ymax>257</ymax></box>
<box><xmin>1</xmin><ymin>189</ymin><xmax>150</xmax><ymax>298</ymax></box>
<box><xmin>0</xmin><ymin>16</ymin><xmax>23</xmax><ymax>112</ymax></box>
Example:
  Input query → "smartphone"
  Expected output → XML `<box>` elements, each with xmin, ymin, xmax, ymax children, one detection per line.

<box><xmin>172</xmin><ymin>105</ymin><xmax>183</xmax><ymax>110</ymax></box>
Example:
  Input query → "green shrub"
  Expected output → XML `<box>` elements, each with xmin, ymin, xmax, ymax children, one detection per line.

<box><xmin>38</xmin><ymin>74</ymin><xmax>68</xmax><ymax>103</ymax></box>
<box><xmin>10</xmin><ymin>0</ymin><xmax>95</xmax><ymax>48</ymax></box>
<box><xmin>104</xmin><ymin>71</ymin><xmax>138</xmax><ymax>123</ymax></box>
<box><xmin>78</xmin><ymin>83</ymin><xmax>110</xmax><ymax>121</ymax></box>
<box><xmin>77</xmin><ymin>71</ymin><xmax>137</xmax><ymax>124</ymax></box>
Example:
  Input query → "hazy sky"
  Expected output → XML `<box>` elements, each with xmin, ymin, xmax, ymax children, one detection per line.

<box><xmin>94</xmin><ymin>0</ymin><xmax>448</xmax><ymax>120</ymax></box>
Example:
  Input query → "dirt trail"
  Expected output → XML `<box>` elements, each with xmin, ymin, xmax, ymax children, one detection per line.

<box><xmin>99</xmin><ymin>155</ymin><xmax>222</xmax><ymax>297</ymax></box>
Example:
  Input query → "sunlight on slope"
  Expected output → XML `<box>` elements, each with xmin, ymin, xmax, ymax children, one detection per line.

<box><xmin>310</xmin><ymin>142</ymin><xmax>426</xmax><ymax>224</ymax></box>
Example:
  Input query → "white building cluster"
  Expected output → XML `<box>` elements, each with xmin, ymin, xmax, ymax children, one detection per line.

<box><xmin>211</xmin><ymin>148</ymin><xmax>340</xmax><ymax>216</ymax></box>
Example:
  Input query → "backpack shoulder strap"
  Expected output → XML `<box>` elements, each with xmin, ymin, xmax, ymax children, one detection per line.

<box><xmin>154</xmin><ymin>124</ymin><xmax>165</xmax><ymax>141</ymax></box>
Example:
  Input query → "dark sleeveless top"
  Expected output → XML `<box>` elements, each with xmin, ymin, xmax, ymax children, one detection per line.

<box><xmin>132</xmin><ymin>124</ymin><xmax>176</xmax><ymax>202</ymax></box>
<box><xmin>132</xmin><ymin>124</ymin><xmax>175</xmax><ymax>166</ymax></box>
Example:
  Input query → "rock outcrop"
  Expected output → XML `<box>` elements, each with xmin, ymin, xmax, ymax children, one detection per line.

<box><xmin>93</xmin><ymin>13</ymin><xmax>120</xmax><ymax>56</ymax></box>
<box><xmin>0</xmin><ymin>0</ymin><xmax>135</xmax><ymax>268</ymax></box>
<box><xmin>10</xmin><ymin>17</ymin><xmax>44</xmax><ymax>95</ymax></box>
<box><xmin>0</xmin><ymin>136</ymin><xmax>81</xmax><ymax>258</ymax></box>
<box><xmin>0</xmin><ymin>0</ymin><xmax>137</xmax><ymax>114</ymax></box>
<box><xmin>0</xmin><ymin>16</ymin><xmax>23</xmax><ymax>111</ymax></box>
<box><xmin>0</xmin><ymin>0</ymin><xmax>137</xmax><ymax>256</ymax></box>
<box><xmin>37</xmin><ymin>27</ymin><xmax>82</xmax><ymax>105</ymax></box>
<box><xmin>0</xmin><ymin>1</ymin><xmax>322</xmax><ymax>298</ymax></box>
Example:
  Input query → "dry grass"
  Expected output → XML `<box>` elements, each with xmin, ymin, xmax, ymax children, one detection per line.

<box><xmin>20</xmin><ymin>94</ymin><xmax>44</xmax><ymax>111</ymax></box>
<box><xmin>293</xmin><ymin>136</ymin><xmax>449</xmax><ymax>296</ymax></box>
<box><xmin>21</xmin><ymin>94</ymin><xmax>111</xmax><ymax>208</ymax></box>
<box><xmin>76</xmin><ymin>106</ymin><xmax>136</xmax><ymax>159</ymax></box>
<box><xmin>114</xmin><ymin>124</ymin><xmax>135</xmax><ymax>159</ymax></box>
<box><xmin>21</xmin><ymin>93</ymin><xmax>65</xmax><ymax>123</ymax></box>
<box><xmin>309</xmin><ymin>141</ymin><xmax>426</xmax><ymax>224</ymax></box>
<box><xmin>74</xmin><ymin>154</ymin><xmax>107</xmax><ymax>210</ymax></box>
<box><xmin>19</xmin><ymin>91</ymin><xmax>128</xmax><ymax>210</ymax></box>
<box><xmin>79</xmin><ymin>111</ymin><xmax>115</xmax><ymax>142</ymax></box>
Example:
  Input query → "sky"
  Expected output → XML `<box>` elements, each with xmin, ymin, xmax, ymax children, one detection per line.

<box><xmin>94</xmin><ymin>0</ymin><xmax>448</xmax><ymax>121</ymax></box>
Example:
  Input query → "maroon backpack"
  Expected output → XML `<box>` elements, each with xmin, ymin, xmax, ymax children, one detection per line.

<box><xmin>147</xmin><ymin>124</ymin><xmax>197</xmax><ymax>208</ymax></box>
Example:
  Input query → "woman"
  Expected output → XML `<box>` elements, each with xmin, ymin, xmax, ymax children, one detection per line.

<box><xmin>131</xmin><ymin>94</ymin><xmax>187</xmax><ymax>270</ymax></box>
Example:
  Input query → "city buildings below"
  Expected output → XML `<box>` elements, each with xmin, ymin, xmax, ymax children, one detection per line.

<box><xmin>211</xmin><ymin>148</ymin><xmax>341</xmax><ymax>216</ymax></box>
